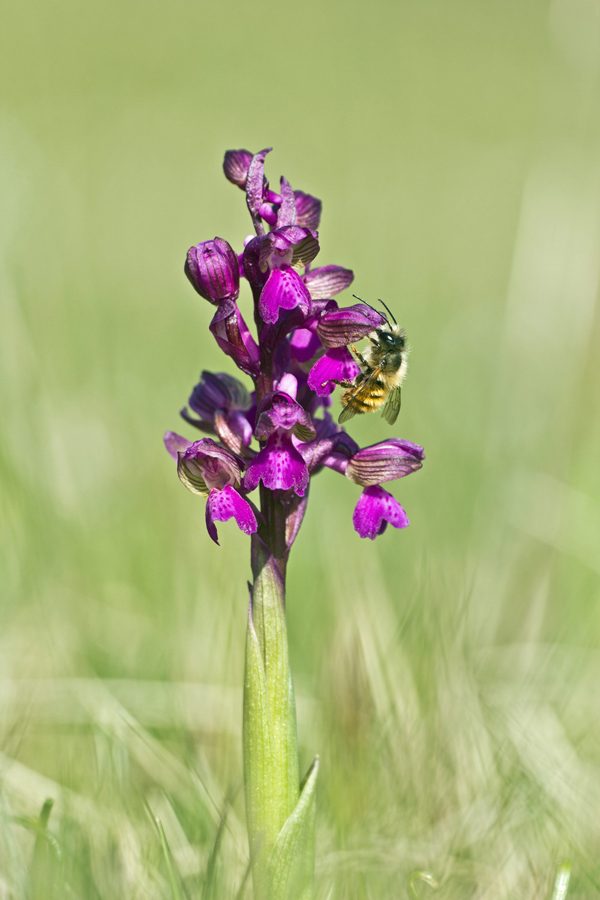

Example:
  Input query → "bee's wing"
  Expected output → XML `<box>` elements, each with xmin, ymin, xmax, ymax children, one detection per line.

<box><xmin>381</xmin><ymin>385</ymin><xmax>402</xmax><ymax>425</ymax></box>
<box><xmin>337</xmin><ymin>367</ymin><xmax>384</xmax><ymax>424</ymax></box>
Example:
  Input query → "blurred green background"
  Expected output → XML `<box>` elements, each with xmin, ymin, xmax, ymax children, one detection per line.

<box><xmin>1</xmin><ymin>0</ymin><xmax>600</xmax><ymax>896</ymax></box>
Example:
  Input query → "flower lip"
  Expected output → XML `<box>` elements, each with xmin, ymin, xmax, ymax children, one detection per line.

<box><xmin>177</xmin><ymin>438</ymin><xmax>243</xmax><ymax>495</ymax></box>
<box><xmin>346</xmin><ymin>439</ymin><xmax>425</xmax><ymax>487</ymax></box>
<box><xmin>205</xmin><ymin>483</ymin><xmax>257</xmax><ymax>545</ymax></box>
<box><xmin>316</xmin><ymin>303</ymin><xmax>385</xmax><ymax>349</ymax></box>
<box><xmin>307</xmin><ymin>346</ymin><xmax>360</xmax><ymax>397</ymax></box>
<box><xmin>353</xmin><ymin>485</ymin><xmax>410</xmax><ymax>539</ymax></box>
<box><xmin>243</xmin><ymin>433</ymin><xmax>309</xmax><ymax>497</ymax></box>
<box><xmin>258</xmin><ymin>266</ymin><xmax>312</xmax><ymax>325</ymax></box>
<box><xmin>185</xmin><ymin>237</ymin><xmax>240</xmax><ymax>305</ymax></box>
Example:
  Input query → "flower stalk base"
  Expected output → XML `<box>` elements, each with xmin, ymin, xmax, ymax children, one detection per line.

<box><xmin>244</xmin><ymin>536</ymin><xmax>318</xmax><ymax>900</ymax></box>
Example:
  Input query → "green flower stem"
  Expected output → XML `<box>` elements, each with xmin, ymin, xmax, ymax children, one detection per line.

<box><xmin>244</xmin><ymin>534</ymin><xmax>317</xmax><ymax>900</ymax></box>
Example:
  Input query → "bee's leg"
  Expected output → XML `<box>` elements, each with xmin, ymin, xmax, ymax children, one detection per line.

<box><xmin>350</xmin><ymin>344</ymin><xmax>369</xmax><ymax>367</ymax></box>
<box><xmin>323</xmin><ymin>378</ymin><xmax>355</xmax><ymax>388</ymax></box>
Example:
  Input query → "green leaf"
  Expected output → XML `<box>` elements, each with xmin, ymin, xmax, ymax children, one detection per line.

<box><xmin>266</xmin><ymin>757</ymin><xmax>319</xmax><ymax>900</ymax></box>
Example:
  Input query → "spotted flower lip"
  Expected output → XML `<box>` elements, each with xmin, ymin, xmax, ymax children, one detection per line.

<box><xmin>259</xmin><ymin>267</ymin><xmax>312</xmax><ymax>325</ymax></box>
<box><xmin>243</xmin><ymin>391</ymin><xmax>314</xmax><ymax>497</ymax></box>
<box><xmin>353</xmin><ymin>485</ymin><xmax>410</xmax><ymax>539</ymax></box>
<box><xmin>316</xmin><ymin>303</ymin><xmax>385</xmax><ymax>349</ymax></box>
<box><xmin>346</xmin><ymin>439</ymin><xmax>425</xmax><ymax>487</ymax></box>
<box><xmin>205</xmin><ymin>483</ymin><xmax>257</xmax><ymax>545</ymax></box>
<box><xmin>243</xmin><ymin>433</ymin><xmax>309</xmax><ymax>497</ymax></box>
<box><xmin>185</xmin><ymin>238</ymin><xmax>240</xmax><ymax>305</ymax></box>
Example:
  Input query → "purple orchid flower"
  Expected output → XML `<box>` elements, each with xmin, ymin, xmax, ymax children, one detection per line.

<box><xmin>180</xmin><ymin>371</ymin><xmax>255</xmax><ymax>457</ymax></box>
<box><xmin>167</xmin><ymin>147</ymin><xmax>424</xmax><ymax>552</ymax></box>
<box><xmin>165</xmin><ymin>434</ymin><xmax>257</xmax><ymax>545</ymax></box>
<box><xmin>243</xmin><ymin>380</ymin><xmax>316</xmax><ymax>497</ymax></box>
<box><xmin>185</xmin><ymin>238</ymin><xmax>240</xmax><ymax>305</ymax></box>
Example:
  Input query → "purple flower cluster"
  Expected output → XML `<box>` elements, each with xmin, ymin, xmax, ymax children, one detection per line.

<box><xmin>165</xmin><ymin>149</ymin><xmax>424</xmax><ymax>549</ymax></box>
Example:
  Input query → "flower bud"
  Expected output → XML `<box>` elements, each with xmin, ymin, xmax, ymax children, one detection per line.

<box><xmin>223</xmin><ymin>149</ymin><xmax>254</xmax><ymax>188</ymax></box>
<box><xmin>185</xmin><ymin>237</ymin><xmax>240</xmax><ymax>304</ymax></box>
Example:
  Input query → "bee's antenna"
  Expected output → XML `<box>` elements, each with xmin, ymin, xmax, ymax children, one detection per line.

<box><xmin>377</xmin><ymin>298</ymin><xmax>397</xmax><ymax>325</ymax></box>
<box><xmin>352</xmin><ymin>294</ymin><xmax>389</xmax><ymax>325</ymax></box>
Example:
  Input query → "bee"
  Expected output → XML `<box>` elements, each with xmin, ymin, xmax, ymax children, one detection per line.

<box><xmin>337</xmin><ymin>296</ymin><xmax>408</xmax><ymax>426</ymax></box>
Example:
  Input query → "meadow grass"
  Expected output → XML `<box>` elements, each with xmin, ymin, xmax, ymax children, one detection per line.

<box><xmin>1</xmin><ymin>0</ymin><xmax>600</xmax><ymax>895</ymax></box>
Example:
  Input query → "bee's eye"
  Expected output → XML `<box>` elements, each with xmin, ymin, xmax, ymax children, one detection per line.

<box><xmin>379</xmin><ymin>331</ymin><xmax>393</xmax><ymax>345</ymax></box>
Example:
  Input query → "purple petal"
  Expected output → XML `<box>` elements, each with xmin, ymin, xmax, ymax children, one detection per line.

<box><xmin>164</xmin><ymin>431</ymin><xmax>192</xmax><ymax>460</ymax></box>
<box><xmin>213</xmin><ymin>410</ymin><xmax>255</xmax><ymax>459</ymax></box>
<box><xmin>299</xmin><ymin>427</ymin><xmax>358</xmax><ymax>474</ymax></box>
<box><xmin>177</xmin><ymin>438</ymin><xmax>242</xmax><ymax>495</ymax></box>
<box><xmin>243</xmin><ymin>433</ymin><xmax>309</xmax><ymax>496</ymax></box>
<box><xmin>246</xmin><ymin>148</ymin><xmax>272</xmax><ymax>234</ymax></box>
<box><xmin>317</xmin><ymin>303</ymin><xmax>385</xmax><ymax>349</ymax></box>
<box><xmin>258</xmin><ymin>202</ymin><xmax>278</xmax><ymax>226</ymax></box>
<box><xmin>346</xmin><ymin>439</ymin><xmax>425</xmax><ymax>487</ymax></box>
<box><xmin>307</xmin><ymin>347</ymin><xmax>360</xmax><ymax>397</ymax></box>
<box><xmin>258</xmin><ymin>226</ymin><xmax>320</xmax><ymax>273</ymax></box>
<box><xmin>289</xmin><ymin>327</ymin><xmax>322</xmax><ymax>362</ymax></box>
<box><xmin>242</xmin><ymin>236</ymin><xmax>270</xmax><ymax>292</ymax></box>
<box><xmin>303</xmin><ymin>266</ymin><xmax>354</xmax><ymax>300</ymax></box>
<box><xmin>276</xmin><ymin>176</ymin><xmax>297</xmax><ymax>228</ymax></box>
<box><xmin>259</xmin><ymin>267</ymin><xmax>312</xmax><ymax>325</ymax></box>
<box><xmin>185</xmin><ymin>238</ymin><xmax>240</xmax><ymax>305</ymax></box>
<box><xmin>353</xmin><ymin>485</ymin><xmax>410</xmax><ymax>540</ymax></box>
<box><xmin>223</xmin><ymin>149</ymin><xmax>254</xmax><ymax>189</ymax></box>
<box><xmin>189</xmin><ymin>371</ymin><xmax>251</xmax><ymax>421</ymax></box>
<box><xmin>209</xmin><ymin>300</ymin><xmax>260</xmax><ymax>377</ymax></box>
<box><xmin>294</xmin><ymin>191</ymin><xmax>322</xmax><ymax>229</ymax></box>
<box><xmin>205</xmin><ymin>485</ymin><xmax>258</xmax><ymax>545</ymax></box>
<box><xmin>254</xmin><ymin>391</ymin><xmax>316</xmax><ymax>441</ymax></box>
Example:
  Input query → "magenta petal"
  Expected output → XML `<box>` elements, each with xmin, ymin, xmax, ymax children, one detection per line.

<box><xmin>205</xmin><ymin>485</ymin><xmax>258</xmax><ymax>545</ymax></box>
<box><xmin>209</xmin><ymin>300</ymin><xmax>260</xmax><ymax>376</ymax></box>
<box><xmin>259</xmin><ymin>267</ymin><xmax>312</xmax><ymax>324</ymax></box>
<box><xmin>246</xmin><ymin>148</ymin><xmax>272</xmax><ymax>230</ymax></box>
<box><xmin>294</xmin><ymin>191</ymin><xmax>322</xmax><ymax>229</ymax></box>
<box><xmin>303</xmin><ymin>266</ymin><xmax>354</xmax><ymax>300</ymax></box>
<box><xmin>164</xmin><ymin>431</ymin><xmax>192</xmax><ymax>460</ymax></box>
<box><xmin>243</xmin><ymin>433</ymin><xmax>309</xmax><ymax>497</ymax></box>
<box><xmin>307</xmin><ymin>347</ymin><xmax>360</xmax><ymax>397</ymax></box>
<box><xmin>223</xmin><ymin>149</ymin><xmax>253</xmax><ymax>188</ymax></box>
<box><xmin>276</xmin><ymin>176</ymin><xmax>297</xmax><ymax>228</ymax></box>
<box><xmin>289</xmin><ymin>327</ymin><xmax>322</xmax><ymax>362</ymax></box>
<box><xmin>353</xmin><ymin>485</ymin><xmax>409</xmax><ymax>540</ymax></box>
